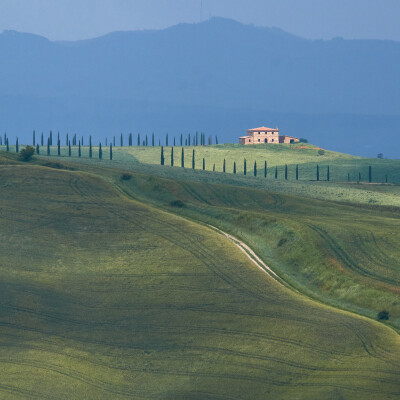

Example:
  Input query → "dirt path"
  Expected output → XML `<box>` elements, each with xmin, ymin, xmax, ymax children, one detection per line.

<box><xmin>208</xmin><ymin>225</ymin><xmax>285</xmax><ymax>287</ymax></box>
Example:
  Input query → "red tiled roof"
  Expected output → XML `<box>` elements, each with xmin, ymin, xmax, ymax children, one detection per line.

<box><xmin>248</xmin><ymin>127</ymin><xmax>277</xmax><ymax>132</ymax></box>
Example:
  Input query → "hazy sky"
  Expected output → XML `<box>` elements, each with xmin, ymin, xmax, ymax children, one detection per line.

<box><xmin>0</xmin><ymin>0</ymin><xmax>399</xmax><ymax>41</ymax></box>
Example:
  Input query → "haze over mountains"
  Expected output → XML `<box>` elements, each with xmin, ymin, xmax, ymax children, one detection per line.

<box><xmin>1</xmin><ymin>17</ymin><xmax>399</xmax><ymax>157</ymax></box>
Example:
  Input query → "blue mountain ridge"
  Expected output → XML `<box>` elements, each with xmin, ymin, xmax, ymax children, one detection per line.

<box><xmin>1</xmin><ymin>17</ymin><xmax>399</xmax><ymax>157</ymax></box>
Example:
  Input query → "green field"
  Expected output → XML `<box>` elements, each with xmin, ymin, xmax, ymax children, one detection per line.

<box><xmin>0</xmin><ymin>146</ymin><xmax>400</xmax><ymax>398</ymax></box>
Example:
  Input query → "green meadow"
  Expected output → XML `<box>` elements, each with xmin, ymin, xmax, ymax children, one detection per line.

<box><xmin>0</xmin><ymin>145</ymin><xmax>399</xmax><ymax>399</ymax></box>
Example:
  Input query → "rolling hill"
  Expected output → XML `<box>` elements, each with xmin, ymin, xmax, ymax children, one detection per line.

<box><xmin>1</xmin><ymin>152</ymin><xmax>400</xmax><ymax>398</ymax></box>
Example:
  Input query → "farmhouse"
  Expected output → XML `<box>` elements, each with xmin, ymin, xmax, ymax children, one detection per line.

<box><xmin>239</xmin><ymin>127</ymin><xmax>300</xmax><ymax>145</ymax></box>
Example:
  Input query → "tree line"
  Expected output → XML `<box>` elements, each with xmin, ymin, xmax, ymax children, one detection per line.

<box><xmin>0</xmin><ymin>130</ymin><xmax>218</xmax><ymax>149</ymax></box>
<box><xmin>160</xmin><ymin>147</ymin><xmax>387</xmax><ymax>183</ymax></box>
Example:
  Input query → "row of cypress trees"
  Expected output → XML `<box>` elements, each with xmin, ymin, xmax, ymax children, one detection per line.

<box><xmin>28</xmin><ymin>130</ymin><xmax>217</xmax><ymax>148</ymax></box>
<box><xmin>161</xmin><ymin>147</ymin><xmax>381</xmax><ymax>182</ymax></box>
<box><xmin>2</xmin><ymin>130</ymin><xmax>218</xmax><ymax>148</ymax></box>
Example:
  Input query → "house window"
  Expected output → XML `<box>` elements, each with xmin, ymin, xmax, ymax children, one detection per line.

<box><xmin>258</xmin><ymin>139</ymin><xmax>260</xmax><ymax>142</ymax></box>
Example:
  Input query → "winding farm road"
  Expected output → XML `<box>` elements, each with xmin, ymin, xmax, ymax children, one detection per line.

<box><xmin>208</xmin><ymin>225</ymin><xmax>285</xmax><ymax>287</ymax></box>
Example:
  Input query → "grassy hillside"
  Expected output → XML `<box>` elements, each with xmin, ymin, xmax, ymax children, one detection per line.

<box><xmin>115</xmin><ymin>143</ymin><xmax>400</xmax><ymax>183</ymax></box>
<box><xmin>1</xmin><ymin>159</ymin><xmax>400</xmax><ymax>399</ymax></box>
<box><xmin>114</xmin><ymin>172</ymin><xmax>400</xmax><ymax>328</ymax></box>
<box><xmin>26</xmin><ymin>142</ymin><xmax>400</xmax><ymax>207</ymax></box>
<box><xmin>16</xmin><ymin>144</ymin><xmax>399</xmax><ymax>328</ymax></box>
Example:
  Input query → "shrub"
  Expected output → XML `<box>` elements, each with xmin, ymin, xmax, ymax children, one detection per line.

<box><xmin>277</xmin><ymin>238</ymin><xmax>287</xmax><ymax>247</ymax></box>
<box><xmin>299</xmin><ymin>138</ymin><xmax>308</xmax><ymax>143</ymax></box>
<box><xmin>121</xmin><ymin>173</ymin><xmax>132</xmax><ymax>181</ymax></box>
<box><xmin>170</xmin><ymin>199</ymin><xmax>185</xmax><ymax>208</ymax></box>
<box><xmin>19</xmin><ymin>146</ymin><xmax>35</xmax><ymax>161</ymax></box>
<box><xmin>318</xmin><ymin>149</ymin><xmax>325</xmax><ymax>156</ymax></box>
<box><xmin>42</xmin><ymin>162</ymin><xmax>75</xmax><ymax>171</ymax></box>
<box><xmin>378</xmin><ymin>310</ymin><xmax>389</xmax><ymax>320</ymax></box>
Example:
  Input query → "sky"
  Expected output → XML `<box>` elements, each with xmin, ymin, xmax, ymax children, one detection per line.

<box><xmin>0</xmin><ymin>0</ymin><xmax>399</xmax><ymax>42</ymax></box>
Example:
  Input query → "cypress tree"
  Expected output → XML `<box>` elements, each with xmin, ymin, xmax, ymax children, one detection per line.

<box><xmin>129</xmin><ymin>133</ymin><xmax>132</xmax><ymax>146</ymax></box>
<box><xmin>78</xmin><ymin>141</ymin><xmax>81</xmax><ymax>157</ymax></box>
<box><xmin>264</xmin><ymin>161</ymin><xmax>267</xmax><ymax>178</ymax></box>
<box><xmin>47</xmin><ymin>138</ymin><xmax>50</xmax><ymax>155</ymax></box>
<box><xmin>171</xmin><ymin>147</ymin><xmax>174</xmax><ymax>166</ymax></box>
<box><xmin>233</xmin><ymin>161</ymin><xmax>236</xmax><ymax>174</ymax></box>
<box><xmin>223</xmin><ymin>159</ymin><xmax>226</xmax><ymax>173</ymax></box>
<box><xmin>33</xmin><ymin>130</ymin><xmax>36</xmax><ymax>146</ymax></box>
<box><xmin>215</xmin><ymin>136</ymin><xmax>219</xmax><ymax>145</ymax></box>
<box><xmin>113</xmin><ymin>136</ymin><xmax>116</xmax><ymax>146</ymax></box>
<box><xmin>81</xmin><ymin>136</ymin><xmax>84</xmax><ymax>146</ymax></box>
<box><xmin>137</xmin><ymin>133</ymin><xmax>140</xmax><ymax>146</ymax></box>
<box><xmin>181</xmin><ymin>147</ymin><xmax>184</xmax><ymax>168</ymax></box>
<box><xmin>296</xmin><ymin>164</ymin><xmax>299</xmax><ymax>180</ymax></box>
<box><xmin>99</xmin><ymin>143</ymin><xmax>102</xmax><ymax>159</ymax></box>
<box><xmin>174</xmin><ymin>136</ymin><xmax>176</xmax><ymax>146</ymax></box>
<box><xmin>57</xmin><ymin>139</ymin><xmax>60</xmax><ymax>156</ymax></box>
<box><xmin>110</xmin><ymin>143</ymin><xmax>113</xmax><ymax>160</ymax></box>
<box><xmin>66</xmin><ymin>133</ymin><xmax>69</xmax><ymax>146</ymax></box>
<box><xmin>316</xmin><ymin>164</ymin><xmax>320</xmax><ymax>181</ymax></box>
<box><xmin>244</xmin><ymin>159</ymin><xmax>247</xmax><ymax>175</ymax></box>
<box><xmin>203</xmin><ymin>158</ymin><xmax>205</xmax><ymax>171</ymax></box>
<box><xmin>254</xmin><ymin>161</ymin><xmax>257</xmax><ymax>177</ymax></box>
<box><xmin>166</xmin><ymin>133</ymin><xmax>169</xmax><ymax>146</ymax></box>
<box><xmin>120</xmin><ymin>133</ymin><xmax>123</xmax><ymax>147</ymax></box>
<box><xmin>192</xmin><ymin>149</ymin><xmax>195</xmax><ymax>169</ymax></box>
<box><xmin>285</xmin><ymin>164</ymin><xmax>288</xmax><ymax>180</ymax></box>
<box><xmin>68</xmin><ymin>141</ymin><xmax>71</xmax><ymax>156</ymax></box>
<box><xmin>188</xmin><ymin>133</ymin><xmax>191</xmax><ymax>147</ymax></box>
<box><xmin>275</xmin><ymin>167</ymin><xmax>278</xmax><ymax>179</ymax></box>
<box><xmin>368</xmin><ymin>166</ymin><xmax>372</xmax><ymax>183</ymax></box>
<box><xmin>213</xmin><ymin>163</ymin><xmax>215</xmax><ymax>172</ymax></box>
<box><xmin>50</xmin><ymin>130</ymin><xmax>53</xmax><ymax>146</ymax></box>
<box><xmin>73</xmin><ymin>133</ymin><xmax>76</xmax><ymax>146</ymax></box>
<box><xmin>180</xmin><ymin>134</ymin><xmax>183</xmax><ymax>146</ymax></box>
<box><xmin>89</xmin><ymin>136</ymin><xmax>92</xmax><ymax>158</ymax></box>
<box><xmin>152</xmin><ymin>133</ymin><xmax>155</xmax><ymax>146</ymax></box>
<box><xmin>185</xmin><ymin>139</ymin><xmax>188</xmax><ymax>146</ymax></box>
<box><xmin>196</xmin><ymin>132</ymin><xmax>198</xmax><ymax>146</ymax></box>
<box><xmin>36</xmin><ymin>144</ymin><xmax>39</xmax><ymax>154</ymax></box>
<box><xmin>16</xmin><ymin>137</ymin><xmax>19</xmax><ymax>153</ymax></box>
<box><xmin>41</xmin><ymin>132</ymin><xmax>44</xmax><ymax>146</ymax></box>
<box><xmin>6</xmin><ymin>138</ymin><xmax>9</xmax><ymax>152</ymax></box>
<box><xmin>161</xmin><ymin>146</ymin><xmax>165</xmax><ymax>165</ymax></box>
<box><xmin>146</xmin><ymin>135</ymin><xmax>148</xmax><ymax>146</ymax></box>
<box><xmin>327</xmin><ymin>166</ymin><xmax>330</xmax><ymax>182</ymax></box>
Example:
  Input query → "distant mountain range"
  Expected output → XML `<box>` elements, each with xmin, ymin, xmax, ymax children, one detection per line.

<box><xmin>1</xmin><ymin>17</ymin><xmax>399</xmax><ymax>157</ymax></box>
